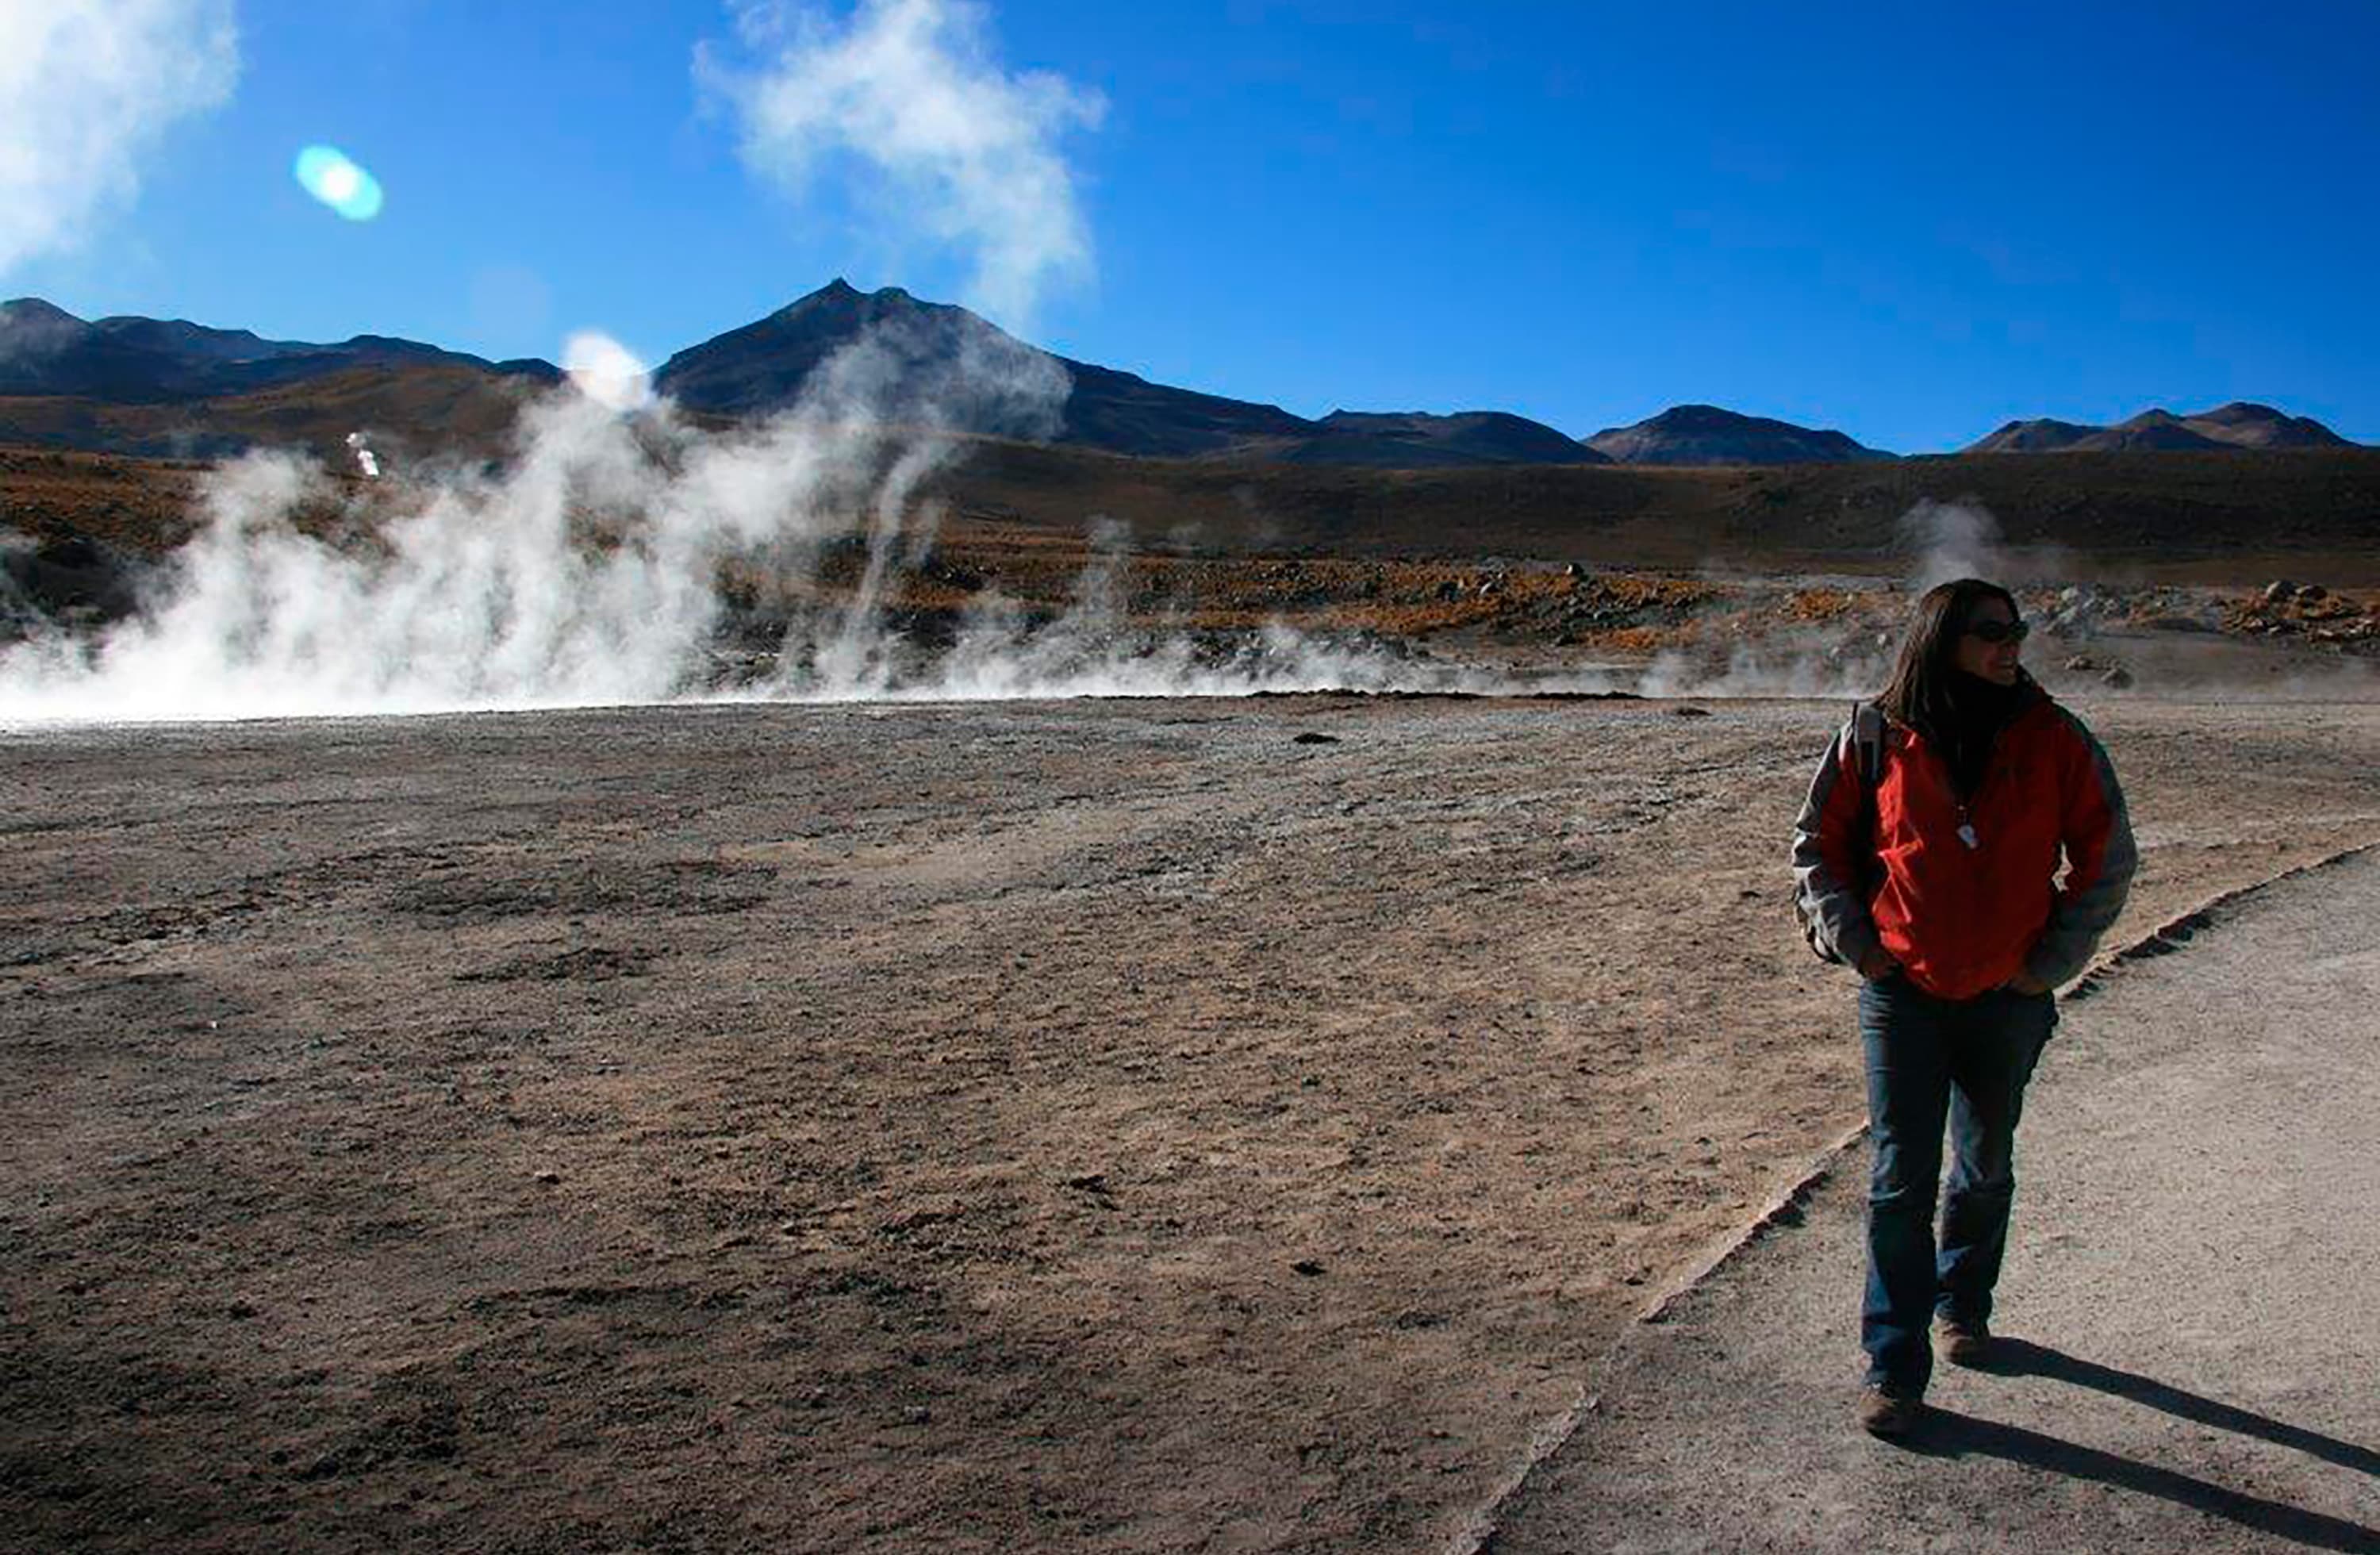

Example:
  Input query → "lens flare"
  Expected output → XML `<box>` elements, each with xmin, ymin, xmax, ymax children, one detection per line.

<box><xmin>293</xmin><ymin>144</ymin><xmax>384</xmax><ymax>221</ymax></box>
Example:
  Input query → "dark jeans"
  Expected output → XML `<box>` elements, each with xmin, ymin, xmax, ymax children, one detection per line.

<box><xmin>1857</xmin><ymin>974</ymin><xmax>2057</xmax><ymax>1393</ymax></box>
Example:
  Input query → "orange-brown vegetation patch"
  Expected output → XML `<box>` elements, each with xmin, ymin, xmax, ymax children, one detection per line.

<box><xmin>712</xmin><ymin>532</ymin><xmax>1731</xmax><ymax>647</ymax></box>
<box><xmin>1595</xmin><ymin>623</ymin><xmax>1697</xmax><ymax>655</ymax></box>
<box><xmin>1782</xmin><ymin>587</ymin><xmax>1864</xmax><ymax>624</ymax></box>
<box><xmin>0</xmin><ymin>366</ymin><xmax>540</xmax><ymax>470</ymax></box>
<box><xmin>0</xmin><ymin>446</ymin><xmax>204</xmax><ymax>551</ymax></box>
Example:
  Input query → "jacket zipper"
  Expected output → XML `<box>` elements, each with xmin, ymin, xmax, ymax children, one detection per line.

<box><xmin>1957</xmin><ymin>708</ymin><xmax>2033</xmax><ymax>850</ymax></box>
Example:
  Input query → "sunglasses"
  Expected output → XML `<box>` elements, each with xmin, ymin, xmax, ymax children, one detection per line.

<box><xmin>1964</xmin><ymin>618</ymin><xmax>2030</xmax><ymax>644</ymax></box>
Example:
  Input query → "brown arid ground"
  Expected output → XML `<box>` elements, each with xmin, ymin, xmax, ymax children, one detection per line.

<box><xmin>6</xmin><ymin>686</ymin><xmax>2380</xmax><ymax>1552</ymax></box>
<box><xmin>6</xmin><ymin>438</ymin><xmax>2380</xmax><ymax>1548</ymax></box>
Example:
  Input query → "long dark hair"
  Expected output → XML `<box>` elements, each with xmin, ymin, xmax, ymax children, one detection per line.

<box><xmin>1877</xmin><ymin>577</ymin><xmax>2022</xmax><ymax>743</ymax></box>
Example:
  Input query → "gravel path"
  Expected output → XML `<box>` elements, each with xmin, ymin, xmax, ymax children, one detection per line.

<box><xmin>1480</xmin><ymin>848</ymin><xmax>2380</xmax><ymax>1553</ymax></box>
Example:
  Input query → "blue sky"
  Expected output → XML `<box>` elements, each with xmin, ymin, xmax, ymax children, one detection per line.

<box><xmin>10</xmin><ymin>0</ymin><xmax>2378</xmax><ymax>451</ymax></box>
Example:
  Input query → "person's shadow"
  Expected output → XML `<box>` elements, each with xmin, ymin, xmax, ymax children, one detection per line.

<box><xmin>1908</xmin><ymin>1338</ymin><xmax>2380</xmax><ymax>1553</ymax></box>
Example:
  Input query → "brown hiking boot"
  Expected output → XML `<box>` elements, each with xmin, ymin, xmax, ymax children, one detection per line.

<box><xmin>1934</xmin><ymin>1315</ymin><xmax>1992</xmax><ymax>1368</ymax></box>
<box><xmin>1857</xmin><ymin>1383</ymin><xmax>1922</xmax><ymax>1438</ymax></box>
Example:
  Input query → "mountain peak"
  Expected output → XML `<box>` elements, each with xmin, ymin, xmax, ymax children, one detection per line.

<box><xmin>776</xmin><ymin>278</ymin><xmax>930</xmax><ymax>317</ymax></box>
<box><xmin>1967</xmin><ymin>401</ymin><xmax>2352</xmax><ymax>453</ymax></box>
<box><xmin>662</xmin><ymin>282</ymin><xmax>1335</xmax><ymax>458</ymax></box>
<box><xmin>1586</xmin><ymin>403</ymin><xmax>1891</xmax><ymax>465</ymax></box>
<box><xmin>1965</xmin><ymin>417</ymin><xmax>2101</xmax><ymax>453</ymax></box>
<box><xmin>656</xmin><ymin>278</ymin><xmax>1073</xmax><ymax>441</ymax></box>
<box><xmin>2198</xmin><ymin>400</ymin><xmax>2286</xmax><ymax>423</ymax></box>
<box><xmin>3</xmin><ymin>297</ymin><xmax>86</xmax><ymax>326</ymax></box>
<box><xmin>1310</xmin><ymin>409</ymin><xmax>1605</xmax><ymax>466</ymax></box>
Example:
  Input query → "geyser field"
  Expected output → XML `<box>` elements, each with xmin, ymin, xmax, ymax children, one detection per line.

<box><xmin>5</xmin><ymin>358</ymin><xmax>2380</xmax><ymax>1550</ymax></box>
<box><xmin>6</xmin><ymin>689</ymin><xmax>2379</xmax><ymax>1551</ymax></box>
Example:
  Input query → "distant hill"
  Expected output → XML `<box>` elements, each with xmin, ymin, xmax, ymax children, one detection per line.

<box><xmin>912</xmin><ymin>437</ymin><xmax>2380</xmax><ymax>577</ymax></box>
<box><xmin>1968</xmin><ymin>402</ymin><xmax>2351</xmax><ymax>454</ymax></box>
<box><xmin>13</xmin><ymin>429</ymin><xmax>2380</xmax><ymax>584</ymax></box>
<box><xmin>1304</xmin><ymin>410</ymin><xmax>1606</xmax><ymax>467</ymax></box>
<box><xmin>3</xmin><ymin>287</ymin><xmax>2363</xmax><ymax>474</ymax></box>
<box><xmin>655</xmin><ymin>281</ymin><xmax>1606</xmax><ymax>466</ymax></box>
<box><xmin>1963</xmin><ymin>417</ymin><xmax>2103</xmax><ymax>454</ymax></box>
<box><xmin>0</xmin><ymin>298</ymin><xmax>557</xmax><ymax>403</ymax></box>
<box><xmin>11</xmin><ymin>283</ymin><xmax>1576</xmax><ymax>468</ymax></box>
<box><xmin>0</xmin><ymin>363</ymin><xmax>557</xmax><ymax>466</ymax></box>
<box><xmin>655</xmin><ymin>279</ymin><xmax>1315</xmax><ymax>457</ymax></box>
<box><xmin>1583</xmin><ymin>404</ymin><xmax>1893</xmax><ymax>466</ymax></box>
<box><xmin>2186</xmin><ymin>401</ymin><xmax>2351</xmax><ymax>448</ymax></box>
<box><xmin>0</xmin><ymin>283</ymin><xmax>1615</xmax><ymax>470</ymax></box>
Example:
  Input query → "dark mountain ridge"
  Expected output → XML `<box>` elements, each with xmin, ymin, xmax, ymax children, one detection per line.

<box><xmin>1308</xmin><ymin>409</ymin><xmax>1605</xmax><ymax>467</ymax></box>
<box><xmin>654</xmin><ymin>279</ymin><xmax>1315</xmax><ymax>455</ymax></box>
<box><xmin>2</xmin><ymin>286</ymin><xmax>2361</xmax><ymax>469</ymax></box>
<box><xmin>0</xmin><ymin>297</ymin><xmax>558</xmax><ymax>403</ymax></box>
<box><xmin>1969</xmin><ymin>401</ymin><xmax>2351</xmax><ymax>455</ymax></box>
<box><xmin>1584</xmin><ymin>403</ymin><xmax>1893</xmax><ymax>466</ymax></box>
<box><xmin>653</xmin><ymin>279</ymin><xmax>1085</xmax><ymax>447</ymax></box>
<box><xmin>654</xmin><ymin>280</ymin><xmax>1603</xmax><ymax>465</ymax></box>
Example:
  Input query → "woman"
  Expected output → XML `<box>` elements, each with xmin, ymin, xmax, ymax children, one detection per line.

<box><xmin>1791</xmin><ymin>578</ymin><xmax>2136</xmax><ymax>1438</ymax></box>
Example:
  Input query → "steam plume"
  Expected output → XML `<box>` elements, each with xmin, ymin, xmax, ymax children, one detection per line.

<box><xmin>0</xmin><ymin>341</ymin><xmax>1498</xmax><ymax>722</ymax></box>
<box><xmin>1898</xmin><ymin>499</ymin><xmax>2005</xmax><ymax>593</ymax></box>
<box><xmin>562</xmin><ymin>332</ymin><xmax>656</xmax><ymax>413</ymax></box>
<box><xmin>699</xmin><ymin>0</ymin><xmax>1104</xmax><ymax>326</ymax></box>
<box><xmin>0</xmin><ymin>0</ymin><xmax>239</xmax><ymax>278</ymax></box>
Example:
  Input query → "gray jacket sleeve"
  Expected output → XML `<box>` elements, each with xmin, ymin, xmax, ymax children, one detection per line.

<box><xmin>1790</xmin><ymin>719</ymin><xmax>1882</xmax><ymax>971</ymax></box>
<box><xmin>2021</xmin><ymin>712</ymin><xmax>2139</xmax><ymax>989</ymax></box>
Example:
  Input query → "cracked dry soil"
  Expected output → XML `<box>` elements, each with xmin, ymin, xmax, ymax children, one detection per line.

<box><xmin>4</xmin><ymin>694</ymin><xmax>2378</xmax><ymax>1553</ymax></box>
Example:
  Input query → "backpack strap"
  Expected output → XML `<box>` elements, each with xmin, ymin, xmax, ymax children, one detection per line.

<box><xmin>1850</xmin><ymin>700</ymin><xmax>1884</xmax><ymax>786</ymax></box>
<box><xmin>1848</xmin><ymin>700</ymin><xmax>1886</xmax><ymax>895</ymax></box>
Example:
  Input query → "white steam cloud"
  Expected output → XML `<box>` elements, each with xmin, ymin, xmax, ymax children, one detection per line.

<box><xmin>1898</xmin><ymin>498</ymin><xmax>2005</xmax><ymax>593</ymax></box>
<box><xmin>0</xmin><ymin>366</ymin><xmax>904</xmax><ymax>719</ymax></box>
<box><xmin>0</xmin><ymin>341</ymin><xmax>1507</xmax><ymax>723</ymax></box>
<box><xmin>699</xmin><ymin>0</ymin><xmax>1104</xmax><ymax>326</ymax></box>
<box><xmin>0</xmin><ymin>0</ymin><xmax>240</xmax><ymax>277</ymax></box>
<box><xmin>563</xmin><ymin>331</ymin><xmax>656</xmax><ymax>413</ymax></box>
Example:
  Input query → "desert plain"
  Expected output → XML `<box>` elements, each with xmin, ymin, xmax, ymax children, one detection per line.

<box><xmin>5</xmin><ymin>657</ymin><xmax>2379</xmax><ymax>1550</ymax></box>
<box><xmin>6</xmin><ymin>413</ymin><xmax>2380</xmax><ymax>1553</ymax></box>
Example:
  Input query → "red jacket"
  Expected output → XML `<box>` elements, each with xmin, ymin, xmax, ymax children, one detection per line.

<box><xmin>1791</xmin><ymin>688</ymin><xmax>2136</xmax><ymax>999</ymax></box>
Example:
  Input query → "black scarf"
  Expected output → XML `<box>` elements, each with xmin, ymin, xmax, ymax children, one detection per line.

<box><xmin>1929</xmin><ymin>672</ymin><xmax>2033</xmax><ymax>798</ymax></box>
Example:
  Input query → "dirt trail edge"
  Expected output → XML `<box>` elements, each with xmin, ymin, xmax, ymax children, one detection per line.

<box><xmin>1471</xmin><ymin>847</ymin><xmax>2380</xmax><ymax>1554</ymax></box>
